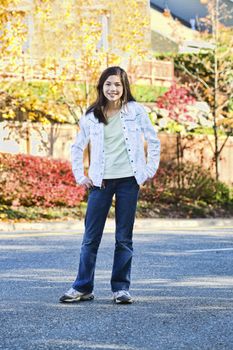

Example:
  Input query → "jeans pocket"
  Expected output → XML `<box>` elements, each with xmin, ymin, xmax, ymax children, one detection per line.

<box><xmin>88</xmin><ymin>185</ymin><xmax>97</xmax><ymax>193</ymax></box>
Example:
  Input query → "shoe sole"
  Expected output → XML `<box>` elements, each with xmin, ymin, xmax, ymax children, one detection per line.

<box><xmin>59</xmin><ymin>294</ymin><xmax>94</xmax><ymax>303</ymax></box>
<box><xmin>114</xmin><ymin>298</ymin><xmax>133</xmax><ymax>304</ymax></box>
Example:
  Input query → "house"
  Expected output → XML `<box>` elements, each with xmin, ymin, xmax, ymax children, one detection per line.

<box><xmin>150</xmin><ymin>0</ymin><xmax>233</xmax><ymax>30</ymax></box>
<box><xmin>150</xmin><ymin>0</ymin><xmax>233</xmax><ymax>53</ymax></box>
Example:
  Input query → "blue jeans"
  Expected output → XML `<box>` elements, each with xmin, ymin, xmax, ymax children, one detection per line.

<box><xmin>72</xmin><ymin>176</ymin><xmax>140</xmax><ymax>293</ymax></box>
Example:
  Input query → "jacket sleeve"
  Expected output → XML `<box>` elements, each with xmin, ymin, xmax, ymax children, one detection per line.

<box><xmin>71</xmin><ymin>115</ymin><xmax>90</xmax><ymax>184</ymax></box>
<box><xmin>136</xmin><ymin>103</ymin><xmax>160</xmax><ymax>178</ymax></box>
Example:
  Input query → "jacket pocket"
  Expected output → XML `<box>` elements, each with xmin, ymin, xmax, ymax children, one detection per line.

<box><xmin>124</xmin><ymin>116</ymin><xmax>136</xmax><ymax>122</ymax></box>
<box><xmin>90</xmin><ymin>124</ymin><xmax>101</xmax><ymax>136</ymax></box>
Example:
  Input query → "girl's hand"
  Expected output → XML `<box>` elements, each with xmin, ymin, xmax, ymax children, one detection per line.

<box><xmin>142</xmin><ymin>177</ymin><xmax>153</xmax><ymax>186</ymax></box>
<box><xmin>81</xmin><ymin>177</ymin><xmax>94</xmax><ymax>189</ymax></box>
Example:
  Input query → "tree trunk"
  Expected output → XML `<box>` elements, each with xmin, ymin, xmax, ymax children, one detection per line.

<box><xmin>26</xmin><ymin>123</ymin><xmax>30</xmax><ymax>155</ymax></box>
<box><xmin>176</xmin><ymin>132</ymin><xmax>182</xmax><ymax>189</ymax></box>
<box><xmin>49</xmin><ymin>124</ymin><xmax>54</xmax><ymax>157</ymax></box>
<box><xmin>213</xmin><ymin>0</ymin><xmax>219</xmax><ymax>181</ymax></box>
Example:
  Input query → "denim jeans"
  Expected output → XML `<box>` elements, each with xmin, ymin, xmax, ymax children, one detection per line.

<box><xmin>72</xmin><ymin>176</ymin><xmax>140</xmax><ymax>293</ymax></box>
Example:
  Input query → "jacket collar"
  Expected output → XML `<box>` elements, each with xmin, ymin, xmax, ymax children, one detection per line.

<box><xmin>87</xmin><ymin>102</ymin><xmax>134</xmax><ymax>121</ymax></box>
<box><xmin>121</xmin><ymin>102</ymin><xmax>133</xmax><ymax>116</ymax></box>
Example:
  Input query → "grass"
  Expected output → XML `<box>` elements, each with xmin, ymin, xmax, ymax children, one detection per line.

<box><xmin>1</xmin><ymin>200</ymin><xmax>232</xmax><ymax>222</ymax></box>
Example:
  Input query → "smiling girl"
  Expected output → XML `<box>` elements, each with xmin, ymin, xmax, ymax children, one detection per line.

<box><xmin>59</xmin><ymin>66</ymin><xmax>160</xmax><ymax>304</ymax></box>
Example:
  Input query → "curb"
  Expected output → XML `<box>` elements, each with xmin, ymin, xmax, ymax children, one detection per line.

<box><xmin>0</xmin><ymin>218</ymin><xmax>233</xmax><ymax>232</ymax></box>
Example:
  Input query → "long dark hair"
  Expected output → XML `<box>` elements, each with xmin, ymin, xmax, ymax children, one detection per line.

<box><xmin>85</xmin><ymin>66</ymin><xmax>136</xmax><ymax>124</ymax></box>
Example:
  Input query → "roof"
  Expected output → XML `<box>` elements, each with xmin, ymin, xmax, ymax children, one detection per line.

<box><xmin>150</xmin><ymin>0</ymin><xmax>233</xmax><ymax>29</ymax></box>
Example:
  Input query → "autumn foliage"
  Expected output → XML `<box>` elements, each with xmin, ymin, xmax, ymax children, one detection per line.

<box><xmin>0</xmin><ymin>153</ymin><xmax>85</xmax><ymax>207</ymax></box>
<box><xmin>156</xmin><ymin>84</ymin><xmax>196</xmax><ymax>123</ymax></box>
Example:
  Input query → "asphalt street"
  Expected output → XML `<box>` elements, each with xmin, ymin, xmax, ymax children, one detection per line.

<box><xmin>0</xmin><ymin>225</ymin><xmax>233</xmax><ymax>350</ymax></box>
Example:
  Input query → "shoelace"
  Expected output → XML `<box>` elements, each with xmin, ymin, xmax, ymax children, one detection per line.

<box><xmin>115</xmin><ymin>290</ymin><xmax>130</xmax><ymax>298</ymax></box>
<box><xmin>67</xmin><ymin>288</ymin><xmax>79</xmax><ymax>296</ymax></box>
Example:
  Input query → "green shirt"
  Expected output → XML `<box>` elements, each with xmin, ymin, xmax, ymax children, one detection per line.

<box><xmin>103</xmin><ymin>110</ymin><xmax>133</xmax><ymax>179</ymax></box>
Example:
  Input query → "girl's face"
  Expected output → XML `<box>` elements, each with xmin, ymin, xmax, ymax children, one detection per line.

<box><xmin>103</xmin><ymin>75</ymin><xmax>123</xmax><ymax>104</ymax></box>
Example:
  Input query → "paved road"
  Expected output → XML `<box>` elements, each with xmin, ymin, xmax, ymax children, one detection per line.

<box><xmin>1</xmin><ymin>226</ymin><xmax>233</xmax><ymax>350</ymax></box>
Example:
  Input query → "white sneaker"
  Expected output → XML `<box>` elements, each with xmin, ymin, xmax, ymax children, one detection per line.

<box><xmin>59</xmin><ymin>287</ymin><xmax>94</xmax><ymax>303</ymax></box>
<box><xmin>113</xmin><ymin>290</ymin><xmax>133</xmax><ymax>304</ymax></box>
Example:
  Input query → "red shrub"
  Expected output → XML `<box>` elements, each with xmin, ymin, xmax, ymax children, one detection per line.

<box><xmin>139</xmin><ymin>160</ymin><xmax>231</xmax><ymax>205</ymax></box>
<box><xmin>0</xmin><ymin>153</ymin><xmax>86</xmax><ymax>207</ymax></box>
<box><xmin>156</xmin><ymin>83</ymin><xmax>196</xmax><ymax>123</ymax></box>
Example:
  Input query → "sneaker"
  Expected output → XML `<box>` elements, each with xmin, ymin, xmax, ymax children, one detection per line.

<box><xmin>59</xmin><ymin>287</ymin><xmax>94</xmax><ymax>303</ymax></box>
<box><xmin>113</xmin><ymin>290</ymin><xmax>133</xmax><ymax>304</ymax></box>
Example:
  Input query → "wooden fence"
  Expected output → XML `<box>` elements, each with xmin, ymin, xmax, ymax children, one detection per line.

<box><xmin>0</xmin><ymin>123</ymin><xmax>232</xmax><ymax>186</ymax></box>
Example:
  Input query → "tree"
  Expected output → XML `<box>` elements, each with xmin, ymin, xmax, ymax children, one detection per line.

<box><xmin>174</xmin><ymin>0</ymin><xmax>233</xmax><ymax>180</ymax></box>
<box><xmin>0</xmin><ymin>0</ymin><xmax>151</xmax><ymax>154</ymax></box>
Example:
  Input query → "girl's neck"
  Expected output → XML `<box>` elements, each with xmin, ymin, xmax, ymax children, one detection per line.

<box><xmin>103</xmin><ymin>101</ymin><xmax>122</xmax><ymax>118</ymax></box>
<box><xmin>105</xmin><ymin>101</ymin><xmax>122</xmax><ymax>112</ymax></box>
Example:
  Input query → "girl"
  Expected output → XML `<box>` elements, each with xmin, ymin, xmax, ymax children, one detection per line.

<box><xmin>60</xmin><ymin>66</ymin><xmax>160</xmax><ymax>304</ymax></box>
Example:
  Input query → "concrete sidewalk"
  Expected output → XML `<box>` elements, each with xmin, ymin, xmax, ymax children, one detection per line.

<box><xmin>0</xmin><ymin>218</ymin><xmax>233</xmax><ymax>232</ymax></box>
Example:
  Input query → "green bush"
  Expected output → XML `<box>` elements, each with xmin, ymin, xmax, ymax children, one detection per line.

<box><xmin>139</xmin><ymin>160</ymin><xmax>233</xmax><ymax>206</ymax></box>
<box><xmin>131</xmin><ymin>85</ymin><xmax>167</xmax><ymax>102</ymax></box>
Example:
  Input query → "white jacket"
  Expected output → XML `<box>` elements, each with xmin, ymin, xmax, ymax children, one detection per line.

<box><xmin>71</xmin><ymin>101</ymin><xmax>160</xmax><ymax>187</ymax></box>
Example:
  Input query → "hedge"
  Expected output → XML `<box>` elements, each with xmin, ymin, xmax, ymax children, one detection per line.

<box><xmin>0</xmin><ymin>153</ymin><xmax>231</xmax><ymax>210</ymax></box>
<box><xmin>139</xmin><ymin>160</ymin><xmax>232</xmax><ymax>206</ymax></box>
<box><xmin>0</xmin><ymin>153</ymin><xmax>85</xmax><ymax>207</ymax></box>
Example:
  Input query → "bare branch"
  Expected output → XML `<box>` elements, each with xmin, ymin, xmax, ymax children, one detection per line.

<box><xmin>218</xmin><ymin>134</ymin><xmax>230</xmax><ymax>155</ymax></box>
<box><xmin>205</xmin><ymin>135</ymin><xmax>215</xmax><ymax>154</ymax></box>
<box><xmin>177</xmin><ymin>63</ymin><xmax>210</xmax><ymax>90</ymax></box>
<box><xmin>216</xmin><ymin>99</ymin><xmax>232</xmax><ymax>113</ymax></box>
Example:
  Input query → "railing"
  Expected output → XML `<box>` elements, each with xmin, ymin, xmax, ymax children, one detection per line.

<box><xmin>128</xmin><ymin>60</ymin><xmax>174</xmax><ymax>85</ymax></box>
<box><xmin>0</xmin><ymin>56</ymin><xmax>174</xmax><ymax>85</ymax></box>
